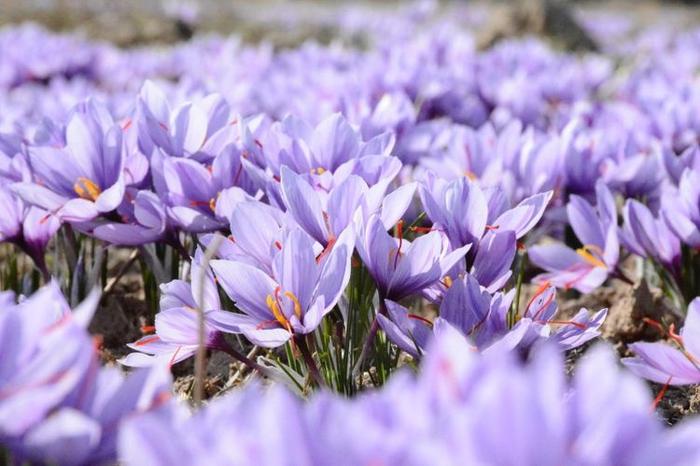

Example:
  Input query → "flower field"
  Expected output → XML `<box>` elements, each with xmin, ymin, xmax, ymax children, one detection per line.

<box><xmin>3</xmin><ymin>1</ymin><xmax>700</xmax><ymax>464</ymax></box>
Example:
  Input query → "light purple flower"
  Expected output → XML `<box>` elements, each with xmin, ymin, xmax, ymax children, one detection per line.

<box><xmin>623</xmin><ymin>298</ymin><xmax>700</xmax><ymax>385</ymax></box>
<box><xmin>12</xmin><ymin>100</ymin><xmax>126</xmax><ymax>223</ymax></box>
<box><xmin>530</xmin><ymin>181</ymin><xmax>620</xmax><ymax>293</ymax></box>
<box><xmin>356</xmin><ymin>214</ymin><xmax>469</xmax><ymax>301</ymax></box>
<box><xmin>211</xmin><ymin>227</ymin><xmax>354</xmax><ymax>347</ymax></box>
<box><xmin>121</xmin><ymin>248</ymin><xmax>244</xmax><ymax>367</ymax></box>
<box><xmin>662</xmin><ymin>168</ymin><xmax>700</xmax><ymax>248</ymax></box>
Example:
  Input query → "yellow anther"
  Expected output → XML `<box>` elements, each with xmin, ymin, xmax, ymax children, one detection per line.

<box><xmin>576</xmin><ymin>244</ymin><xmax>606</xmax><ymax>269</ymax></box>
<box><xmin>284</xmin><ymin>291</ymin><xmax>302</xmax><ymax>319</ymax></box>
<box><xmin>209</xmin><ymin>197</ymin><xmax>217</xmax><ymax>212</ymax></box>
<box><xmin>73</xmin><ymin>177</ymin><xmax>102</xmax><ymax>201</ymax></box>
<box><xmin>464</xmin><ymin>171</ymin><xmax>477</xmax><ymax>181</ymax></box>
<box><xmin>312</xmin><ymin>167</ymin><xmax>326</xmax><ymax>175</ymax></box>
<box><xmin>266</xmin><ymin>294</ymin><xmax>289</xmax><ymax>328</ymax></box>
<box><xmin>442</xmin><ymin>276</ymin><xmax>453</xmax><ymax>288</ymax></box>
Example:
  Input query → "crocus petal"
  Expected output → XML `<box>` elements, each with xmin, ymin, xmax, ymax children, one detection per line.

<box><xmin>210</xmin><ymin>260</ymin><xmax>277</xmax><ymax>321</ymax></box>
<box><xmin>493</xmin><ymin>191</ymin><xmax>552</xmax><ymax>239</ymax></box>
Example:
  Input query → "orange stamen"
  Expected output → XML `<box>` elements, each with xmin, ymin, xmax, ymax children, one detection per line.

<box><xmin>73</xmin><ymin>177</ymin><xmax>102</xmax><ymax>201</ymax></box>
<box><xmin>140</xmin><ymin>325</ymin><xmax>156</xmax><ymax>334</ymax></box>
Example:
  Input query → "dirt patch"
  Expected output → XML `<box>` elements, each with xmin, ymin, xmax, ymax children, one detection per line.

<box><xmin>654</xmin><ymin>383</ymin><xmax>700</xmax><ymax>426</ymax></box>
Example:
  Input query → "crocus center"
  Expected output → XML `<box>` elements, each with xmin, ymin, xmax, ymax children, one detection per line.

<box><xmin>73</xmin><ymin>177</ymin><xmax>102</xmax><ymax>201</ymax></box>
<box><xmin>576</xmin><ymin>244</ymin><xmax>606</xmax><ymax>268</ymax></box>
<box><xmin>264</xmin><ymin>287</ymin><xmax>303</xmax><ymax>331</ymax></box>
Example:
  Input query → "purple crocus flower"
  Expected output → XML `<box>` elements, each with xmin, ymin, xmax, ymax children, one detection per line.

<box><xmin>379</xmin><ymin>275</ymin><xmax>606</xmax><ymax>358</ymax></box>
<box><xmin>0</xmin><ymin>187</ymin><xmax>59</xmax><ymax>278</ymax></box>
<box><xmin>121</xmin><ymin>248</ymin><xmax>243</xmax><ymax>367</ymax></box>
<box><xmin>90</xmin><ymin>189</ymin><xmax>172</xmax><ymax>246</ymax></box>
<box><xmin>621</xmin><ymin>198</ymin><xmax>681</xmax><ymax>275</ymax></box>
<box><xmin>530</xmin><ymin>181</ymin><xmax>620</xmax><ymax>293</ymax></box>
<box><xmin>210</xmin><ymin>227</ymin><xmax>354</xmax><ymax>347</ymax></box>
<box><xmin>623</xmin><ymin>298</ymin><xmax>700</xmax><ymax>385</ymax></box>
<box><xmin>137</xmin><ymin>81</ymin><xmax>235</xmax><ymax>161</ymax></box>
<box><xmin>0</xmin><ymin>283</ymin><xmax>97</xmax><ymax>442</ymax></box>
<box><xmin>0</xmin><ymin>283</ymin><xmax>174</xmax><ymax>466</ymax></box>
<box><xmin>662</xmin><ymin>145</ymin><xmax>700</xmax><ymax>185</ymax></box>
<box><xmin>149</xmin><ymin>141</ymin><xmax>255</xmax><ymax>232</ymax></box>
<box><xmin>205</xmin><ymin>199</ymin><xmax>289</xmax><ymax>276</ymax></box>
<box><xmin>12</xmin><ymin>100</ymin><xmax>126</xmax><ymax>223</ymax></box>
<box><xmin>419</xmin><ymin>175</ymin><xmax>552</xmax><ymax>250</ymax></box>
<box><xmin>662</xmin><ymin>168</ymin><xmax>700</xmax><ymax>248</ymax></box>
<box><xmin>281</xmin><ymin>165</ymin><xmax>415</xmax><ymax>248</ymax></box>
<box><xmin>357</xmin><ymin>214</ymin><xmax>470</xmax><ymax>301</ymax></box>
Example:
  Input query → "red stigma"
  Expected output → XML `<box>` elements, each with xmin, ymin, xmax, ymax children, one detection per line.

<box><xmin>642</xmin><ymin>317</ymin><xmax>666</xmax><ymax>335</ymax></box>
<box><xmin>485</xmin><ymin>224</ymin><xmax>499</xmax><ymax>231</ymax></box>
<box><xmin>651</xmin><ymin>377</ymin><xmax>673</xmax><ymax>412</ymax></box>
<box><xmin>669</xmin><ymin>323</ymin><xmax>684</xmax><ymax>345</ymax></box>
<box><xmin>140</xmin><ymin>325</ymin><xmax>156</xmax><ymax>335</ymax></box>
<box><xmin>407</xmin><ymin>314</ymin><xmax>433</xmax><ymax>326</ymax></box>
<box><xmin>410</xmin><ymin>226</ymin><xmax>435</xmax><ymax>233</ymax></box>
<box><xmin>167</xmin><ymin>346</ymin><xmax>182</xmax><ymax>368</ymax></box>
<box><xmin>525</xmin><ymin>281</ymin><xmax>551</xmax><ymax>315</ymax></box>
<box><xmin>121</xmin><ymin>118</ymin><xmax>133</xmax><ymax>131</ymax></box>
<box><xmin>316</xmin><ymin>236</ymin><xmax>336</xmax><ymax>264</ymax></box>
<box><xmin>274</xmin><ymin>240</ymin><xmax>283</xmax><ymax>250</ymax></box>
<box><xmin>135</xmin><ymin>335</ymin><xmax>161</xmax><ymax>347</ymax></box>
<box><xmin>393</xmin><ymin>220</ymin><xmax>405</xmax><ymax>269</ymax></box>
<box><xmin>256</xmin><ymin>319</ymin><xmax>280</xmax><ymax>330</ymax></box>
<box><xmin>545</xmin><ymin>319</ymin><xmax>587</xmax><ymax>330</ymax></box>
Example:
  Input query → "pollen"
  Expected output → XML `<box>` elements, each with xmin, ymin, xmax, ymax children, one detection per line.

<box><xmin>266</xmin><ymin>288</ymin><xmax>292</xmax><ymax>332</ymax></box>
<box><xmin>312</xmin><ymin>167</ymin><xmax>326</xmax><ymax>175</ymax></box>
<box><xmin>576</xmin><ymin>244</ymin><xmax>606</xmax><ymax>269</ymax></box>
<box><xmin>284</xmin><ymin>291</ymin><xmax>303</xmax><ymax>319</ymax></box>
<box><xmin>464</xmin><ymin>170</ymin><xmax>478</xmax><ymax>181</ymax></box>
<box><xmin>73</xmin><ymin>177</ymin><xmax>102</xmax><ymax>201</ymax></box>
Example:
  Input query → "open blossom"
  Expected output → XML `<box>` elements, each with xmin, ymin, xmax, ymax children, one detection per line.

<box><xmin>530</xmin><ymin>181</ymin><xmax>619</xmax><ymax>293</ymax></box>
<box><xmin>137</xmin><ymin>81</ymin><xmax>236</xmax><ymax>161</ymax></box>
<box><xmin>120</xmin><ymin>249</ymin><xmax>243</xmax><ymax>367</ymax></box>
<box><xmin>621</xmin><ymin>197</ymin><xmax>681</xmax><ymax>275</ymax></box>
<box><xmin>662</xmin><ymin>168</ymin><xmax>700</xmax><ymax>248</ymax></box>
<box><xmin>281</xmin><ymin>165</ymin><xmax>415</xmax><ymax>248</ymax></box>
<box><xmin>1</xmin><ymin>283</ymin><xmax>173</xmax><ymax>466</ymax></box>
<box><xmin>119</xmin><ymin>329</ymin><xmax>700</xmax><ymax>465</ymax></box>
<box><xmin>379</xmin><ymin>274</ymin><xmax>606</xmax><ymax>358</ymax></box>
<box><xmin>91</xmin><ymin>189</ymin><xmax>172</xmax><ymax>246</ymax></box>
<box><xmin>210</xmin><ymin>227</ymin><xmax>354</xmax><ymax>347</ymax></box>
<box><xmin>12</xmin><ymin>100</ymin><xmax>126</xmax><ymax>223</ymax></box>
<box><xmin>357</xmin><ymin>214</ymin><xmax>470</xmax><ymax>301</ymax></box>
<box><xmin>419</xmin><ymin>175</ymin><xmax>553</xmax><ymax>250</ymax></box>
<box><xmin>623</xmin><ymin>298</ymin><xmax>700</xmax><ymax>385</ymax></box>
<box><xmin>150</xmin><ymin>141</ymin><xmax>255</xmax><ymax>232</ymax></box>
